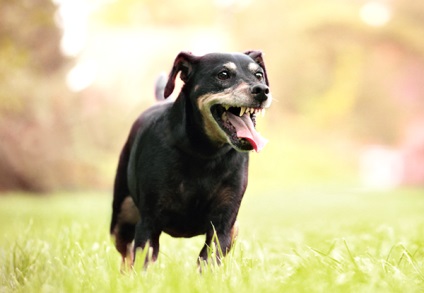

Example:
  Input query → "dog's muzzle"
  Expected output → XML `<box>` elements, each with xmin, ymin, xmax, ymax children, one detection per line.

<box><xmin>198</xmin><ymin>85</ymin><xmax>272</xmax><ymax>152</ymax></box>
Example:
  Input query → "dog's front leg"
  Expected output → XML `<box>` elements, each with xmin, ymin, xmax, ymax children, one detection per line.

<box><xmin>133</xmin><ymin>220</ymin><xmax>161</xmax><ymax>268</ymax></box>
<box><xmin>198</xmin><ymin>229</ymin><xmax>214</xmax><ymax>265</ymax></box>
<box><xmin>198</xmin><ymin>221</ymin><xmax>239</xmax><ymax>266</ymax></box>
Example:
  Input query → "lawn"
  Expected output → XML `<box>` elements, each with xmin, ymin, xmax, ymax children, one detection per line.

<box><xmin>0</xmin><ymin>187</ymin><xmax>423</xmax><ymax>292</ymax></box>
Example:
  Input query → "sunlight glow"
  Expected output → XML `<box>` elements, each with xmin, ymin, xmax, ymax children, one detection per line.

<box><xmin>360</xmin><ymin>146</ymin><xmax>403</xmax><ymax>189</ymax></box>
<box><xmin>66</xmin><ymin>60</ymin><xmax>98</xmax><ymax>92</ymax></box>
<box><xmin>53</xmin><ymin>0</ymin><xmax>91</xmax><ymax>57</ymax></box>
<box><xmin>360</xmin><ymin>1</ymin><xmax>391</xmax><ymax>27</ymax></box>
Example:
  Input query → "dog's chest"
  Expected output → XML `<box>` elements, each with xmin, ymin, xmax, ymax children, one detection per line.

<box><xmin>164</xmin><ymin>166</ymin><xmax>237</xmax><ymax>209</ymax></box>
<box><xmin>155</xmin><ymin>158</ymin><xmax>247</xmax><ymax>236</ymax></box>
<box><xmin>159</xmin><ymin>181</ymin><xmax>237</xmax><ymax>237</ymax></box>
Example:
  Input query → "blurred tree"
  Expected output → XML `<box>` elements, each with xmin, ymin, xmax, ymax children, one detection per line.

<box><xmin>229</xmin><ymin>0</ymin><xmax>424</xmax><ymax>145</ymax></box>
<box><xmin>0</xmin><ymin>0</ymin><xmax>75</xmax><ymax>192</ymax></box>
<box><xmin>91</xmin><ymin>0</ymin><xmax>216</xmax><ymax>27</ymax></box>
<box><xmin>3</xmin><ymin>0</ymin><xmax>420</xmax><ymax>191</ymax></box>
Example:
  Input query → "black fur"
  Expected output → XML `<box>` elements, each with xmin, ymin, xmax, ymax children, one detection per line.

<box><xmin>110</xmin><ymin>51</ymin><xmax>271</xmax><ymax>267</ymax></box>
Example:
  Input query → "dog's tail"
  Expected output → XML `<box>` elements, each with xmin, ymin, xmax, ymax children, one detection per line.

<box><xmin>154</xmin><ymin>72</ymin><xmax>168</xmax><ymax>100</ymax></box>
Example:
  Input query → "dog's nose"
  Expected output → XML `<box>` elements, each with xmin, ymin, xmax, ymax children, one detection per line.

<box><xmin>250</xmin><ymin>84</ymin><xmax>269</xmax><ymax>102</ymax></box>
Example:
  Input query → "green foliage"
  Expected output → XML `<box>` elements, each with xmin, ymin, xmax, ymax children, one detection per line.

<box><xmin>0</xmin><ymin>0</ymin><xmax>78</xmax><ymax>192</ymax></box>
<box><xmin>92</xmin><ymin>0</ymin><xmax>216</xmax><ymax>27</ymax></box>
<box><xmin>231</xmin><ymin>0</ymin><xmax>424</xmax><ymax>144</ymax></box>
<box><xmin>0</xmin><ymin>0</ymin><xmax>63</xmax><ymax>114</ymax></box>
<box><xmin>0</xmin><ymin>189</ymin><xmax>423</xmax><ymax>292</ymax></box>
<box><xmin>2</xmin><ymin>0</ymin><xmax>424</xmax><ymax>192</ymax></box>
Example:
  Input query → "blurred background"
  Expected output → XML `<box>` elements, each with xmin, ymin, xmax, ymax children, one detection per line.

<box><xmin>1</xmin><ymin>0</ymin><xmax>423</xmax><ymax>194</ymax></box>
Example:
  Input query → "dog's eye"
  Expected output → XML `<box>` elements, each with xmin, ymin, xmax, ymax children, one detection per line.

<box><xmin>217</xmin><ymin>70</ymin><xmax>231</xmax><ymax>80</ymax></box>
<box><xmin>255</xmin><ymin>72</ymin><xmax>264</xmax><ymax>81</ymax></box>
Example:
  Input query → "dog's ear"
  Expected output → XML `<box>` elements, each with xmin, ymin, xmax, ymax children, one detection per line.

<box><xmin>244</xmin><ymin>50</ymin><xmax>269</xmax><ymax>86</ymax></box>
<box><xmin>164</xmin><ymin>51</ymin><xmax>197</xmax><ymax>98</ymax></box>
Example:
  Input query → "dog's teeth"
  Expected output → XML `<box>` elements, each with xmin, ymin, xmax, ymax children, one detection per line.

<box><xmin>261</xmin><ymin>109</ymin><xmax>266</xmax><ymax>117</ymax></box>
<box><xmin>222</xmin><ymin>111</ymin><xmax>227</xmax><ymax>121</ymax></box>
<box><xmin>224</xmin><ymin>105</ymin><xmax>230</xmax><ymax>111</ymax></box>
<box><xmin>240</xmin><ymin>107</ymin><xmax>246</xmax><ymax>116</ymax></box>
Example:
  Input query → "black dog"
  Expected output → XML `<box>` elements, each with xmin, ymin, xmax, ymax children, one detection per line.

<box><xmin>110</xmin><ymin>51</ymin><xmax>272</xmax><ymax>267</ymax></box>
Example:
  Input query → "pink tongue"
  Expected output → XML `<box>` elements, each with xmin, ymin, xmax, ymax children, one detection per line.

<box><xmin>226</xmin><ymin>112</ymin><xmax>268</xmax><ymax>152</ymax></box>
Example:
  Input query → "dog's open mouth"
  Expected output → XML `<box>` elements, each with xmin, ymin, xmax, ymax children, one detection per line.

<box><xmin>211</xmin><ymin>105</ymin><xmax>268</xmax><ymax>152</ymax></box>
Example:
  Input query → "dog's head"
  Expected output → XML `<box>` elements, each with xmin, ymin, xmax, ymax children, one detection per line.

<box><xmin>164</xmin><ymin>51</ymin><xmax>272</xmax><ymax>152</ymax></box>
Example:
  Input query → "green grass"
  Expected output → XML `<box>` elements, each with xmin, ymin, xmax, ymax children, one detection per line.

<box><xmin>0</xmin><ymin>188</ymin><xmax>423</xmax><ymax>292</ymax></box>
